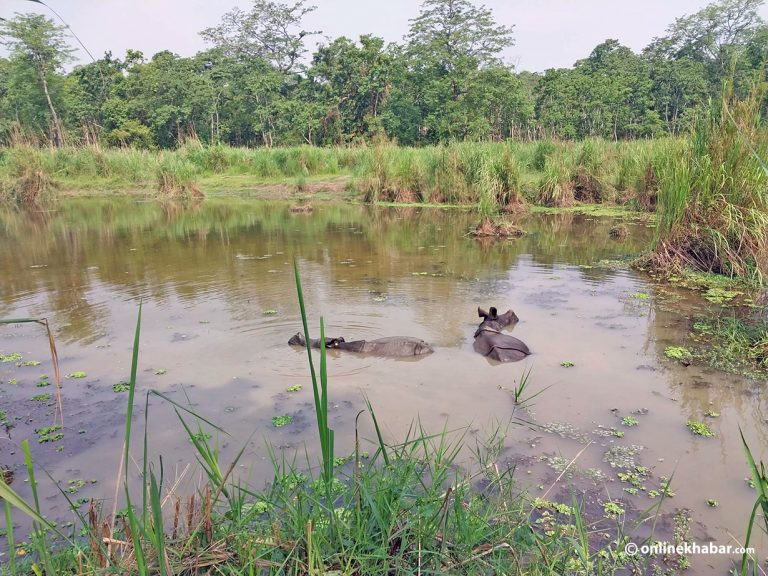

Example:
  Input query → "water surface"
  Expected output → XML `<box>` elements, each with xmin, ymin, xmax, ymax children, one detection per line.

<box><xmin>0</xmin><ymin>198</ymin><xmax>765</xmax><ymax>571</ymax></box>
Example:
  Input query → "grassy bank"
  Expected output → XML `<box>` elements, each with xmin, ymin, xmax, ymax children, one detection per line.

<box><xmin>0</xmin><ymin>139</ymin><xmax>673</xmax><ymax>211</ymax></box>
<box><xmin>642</xmin><ymin>85</ymin><xmax>768</xmax><ymax>284</ymax></box>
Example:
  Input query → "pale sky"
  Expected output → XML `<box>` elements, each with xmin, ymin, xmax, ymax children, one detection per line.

<box><xmin>3</xmin><ymin>0</ymin><xmax>768</xmax><ymax>72</ymax></box>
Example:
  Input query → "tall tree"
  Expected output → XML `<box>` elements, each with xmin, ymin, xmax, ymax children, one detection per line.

<box><xmin>310</xmin><ymin>35</ymin><xmax>395</xmax><ymax>143</ymax></box>
<box><xmin>0</xmin><ymin>13</ymin><xmax>74</xmax><ymax>146</ymax></box>
<box><xmin>405</xmin><ymin>0</ymin><xmax>515</xmax><ymax>141</ymax></box>
<box><xmin>647</xmin><ymin>0</ymin><xmax>766</xmax><ymax>76</ymax></box>
<box><xmin>200</xmin><ymin>0</ymin><xmax>318</xmax><ymax>74</ymax></box>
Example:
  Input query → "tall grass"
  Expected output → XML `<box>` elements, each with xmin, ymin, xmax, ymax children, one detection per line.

<box><xmin>0</xmin><ymin>139</ymin><xmax>675</xmax><ymax>211</ymax></box>
<box><xmin>155</xmin><ymin>155</ymin><xmax>203</xmax><ymax>199</ymax></box>
<box><xmin>649</xmin><ymin>85</ymin><xmax>768</xmax><ymax>282</ymax></box>
<box><xmin>0</xmin><ymin>147</ymin><xmax>55</xmax><ymax>207</ymax></box>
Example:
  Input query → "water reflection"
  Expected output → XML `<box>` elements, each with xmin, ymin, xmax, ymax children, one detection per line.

<box><xmin>0</xmin><ymin>200</ymin><xmax>649</xmax><ymax>345</ymax></box>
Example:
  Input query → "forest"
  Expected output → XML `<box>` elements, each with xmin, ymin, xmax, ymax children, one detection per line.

<box><xmin>0</xmin><ymin>0</ymin><xmax>766</xmax><ymax>149</ymax></box>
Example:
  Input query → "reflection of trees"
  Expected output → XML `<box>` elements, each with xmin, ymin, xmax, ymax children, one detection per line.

<box><xmin>0</xmin><ymin>199</ymin><xmax>655</xmax><ymax>345</ymax></box>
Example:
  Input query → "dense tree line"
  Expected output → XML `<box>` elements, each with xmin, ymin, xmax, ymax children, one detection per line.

<box><xmin>0</xmin><ymin>0</ymin><xmax>766</xmax><ymax>148</ymax></box>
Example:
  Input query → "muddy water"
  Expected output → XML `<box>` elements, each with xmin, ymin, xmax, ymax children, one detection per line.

<box><xmin>0</xmin><ymin>198</ymin><xmax>766</xmax><ymax>571</ymax></box>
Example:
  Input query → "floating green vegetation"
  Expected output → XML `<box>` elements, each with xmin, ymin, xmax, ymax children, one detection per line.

<box><xmin>20</xmin><ymin>360</ymin><xmax>41</xmax><ymax>367</ymax></box>
<box><xmin>271</xmin><ymin>415</ymin><xmax>293</xmax><ymax>427</ymax></box>
<box><xmin>112</xmin><ymin>381</ymin><xmax>130</xmax><ymax>392</ymax></box>
<box><xmin>560</xmin><ymin>361</ymin><xmax>575</xmax><ymax>367</ymax></box>
<box><xmin>333</xmin><ymin>455</ymin><xmax>352</xmax><ymax>467</ymax></box>
<box><xmin>621</xmin><ymin>416</ymin><xmax>639</xmax><ymax>427</ymax></box>
<box><xmin>36</xmin><ymin>375</ymin><xmax>50</xmax><ymax>387</ymax></box>
<box><xmin>629</xmin><ymin>292</ymin><xmax>650</xmax><ymax>300</ymax></box>
<box><xmin>703</xmin><ymin>287</ymin><xmax>742</xmax><ymax>304</ymax></box>
<box><xmin>593</xmin><ymin>425</ymin><xmax>624</xmax><ymax>438</ymax></box>
<box><xmin>36</xmin><ymin>425</ymin><xmax>63</xmax><ymax>443</ymax></box>
<box><xmin>692</xmin><ymin>321</ymin><xmax>712</xmax><ymax>334</ymax></box>
<box><xmin>542</xmin><ymin>455</ymin><xmax>571</xmax><ymax>477</ymax></box>
<box><xmin>0</xmin><ymin>352</ymin><xmax>22</xmax><ymax>363</ymax></box>
<box><xmin>594</xmin><ymin>258</ymin><xmax>631</xmax><ymax>270</ymax></box>
<box><xmin>188</xmin><ymin>432</ymin><xmax>212</xmax><ymax>443</ymax></box>
<box><xmin>678</xmin><ymin>269</ymin><xmax>751</xmax><ymax>295</ymax></box>
<box><xmin>664</xmin><ymin>346</ymin><xmax>691</xmax><ymax>361</ymax></box>
<box><xmin>542</xmin><ymin>421</ymin><xmax>589</xmax><ymax>443</ymax></box>
<box><xmin>67</xmin><ymin>371</ymin><xmax>87</xmax><ymax>379</ymax></box>
<box><xmin>603</xmin><ymin>501</ymin><xmax>625</xmax><ymax>518</ymax></box>
<box><xmin>704</xmin><ymin>410</ymin><xmax>720</xmax><ymax>418</ymax></box>
<box><xmin>0</xmin><ymin>410</ymin><xmax>8</xmax><ymax>426</ymax></box>
<box><xmin>531</xmin><ymin>498</ymin><xmax>574</xmax><ymax>516</ymax></box>
<box><xmin>262</xmin><ymin>309</ymin><xmax>278</xmax><ymax>315</ymax></box>
<box><xmin>687</xmin><ymin>420</ymin><xmax>714</xmax><ymax>437</ymax></box>
<box><xmin>154</xmin><ymin>368</ymin><xmax>167</xmax><ymax>375</ymax></box>
<box><xmin>707</xmin><ymin>499</ymin><xmax>719</xmax><ymax>507</ymax></box>
<box><xmin>690</xmin><ymin>316</ymin><xmax>768</xmax><ymax>380</ymax></box>
<box><xmin>275</xmin><ymin>471</ymin><xmax>307</xmax><ymax>491</ymax></box>
<box><xmin>617</xmin><ymin>466</ymin><xmax>651</xmax><ymax>489</ymax></box>
<box><xmin>286</xmin><ymin>384</ymin><xmax>302</xmax><ymax>392</ymax></box>
<box><xmin>659</xmin><ymin>477</ymin><xmax>676</xmax><ymax>498</ymax></box>
<box><xmin>7</xmin><ymin>378</ymin><xmax>17</xmax><ymax>385</ymax></box>
<box><xmin>65</xmin><ymin>479</ymin><xmax>86</xmax><ymax>494</ymax></box>
<box><xmin>30</xmin><ymin>393</ymin><xmax>50</xmax><ymax>402</ymax></box>
<box><xmin>604</xmin><ymin>445</ymin><xmax>644</xmax><ymax>469</ymax></box>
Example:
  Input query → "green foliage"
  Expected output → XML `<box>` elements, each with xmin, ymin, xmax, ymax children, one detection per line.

<box><xmin>651</xmin><ymin>84</ymin><xmax>768</xmax><ymax>282</ymax></box>
<box><xmin>155</xmin><ymin>155</ymin><xmax>202</xmax><ymax>198</ymax></box>
<box><xmin>271</xmin><ymin>415</ymin><xmax>293</xmax><ymax>427</ymax></box>
<box><xmin>664</xmin><ymin>346</ymin><xmax>692</xmax><ymax>360</ymax></box>
<box><xmin>0</xmin><ymin>1</ymin><xmax>764</xmax><ymax>149</ymax></box>
<box><xmin>687</xmin><ymin>420</ymin><xmax>715</xmax><ymax>437</ymax></box>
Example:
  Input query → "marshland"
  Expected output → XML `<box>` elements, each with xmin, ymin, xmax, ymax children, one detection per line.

<box><xmin>2</xmin><ymin>0</ymin><xmax>768</xmax><ymax>574</ymax></box>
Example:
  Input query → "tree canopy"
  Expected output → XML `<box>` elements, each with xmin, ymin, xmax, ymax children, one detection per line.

<box><xmin>0</xmin><ymin>0</ymin><xmax>766</xmax><ymax>148</ymax></box>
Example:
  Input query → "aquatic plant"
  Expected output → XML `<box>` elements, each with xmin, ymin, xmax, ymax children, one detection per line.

<box><xmin>271</xmin><ymin>415</ymin><xmax>293</xmax><ymax>427</ymax></box>
<box><xmin>686</xmin><ymin>420</ymin><xmax>714</xmax><ymax>437</ymax></box>
<box><xmin>664</xmin><ymin>346</ymin><xmax>691</xmax><ymax>360</ymax></box>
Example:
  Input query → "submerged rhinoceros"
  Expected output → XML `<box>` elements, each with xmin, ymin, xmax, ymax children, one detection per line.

<box><xmin>473</xmin><ymin>306</ymin><xmax>530</xmax><ymax>362</ymax></box>
<box><xmin>288</xmin><ymin>333</ymin><xmax>434</xmax><ymax>357</ymax></box>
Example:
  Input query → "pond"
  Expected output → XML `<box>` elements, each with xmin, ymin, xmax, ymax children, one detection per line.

<box><xmin>0</xmin><ymin>198</ymin><xmax>766</xmax><ymax>570</ymax></box>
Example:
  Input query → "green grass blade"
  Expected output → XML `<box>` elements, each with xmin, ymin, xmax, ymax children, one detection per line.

<box><xmin>3</xmin><ymin>498</ymin><xmax>16</xmax><ymax>574</ymax></box>
<box><xmin>363</xmin><ymin>394</ymin><xmax>390</xmax><ymax>466</ymax></box>
<box><xmin>22</xmin><ymin>440</ymin><xmax>53</xmax><ymax>575</ymax></box>
<box><xmin>149</xmin><ymin>469</ymin><xmax>169</xmax><ymax>576</ymax></box>
<box><xmin>122</xmin><ymin>302</ymin><xmax>147</xmax><ymax>574</ymax></box>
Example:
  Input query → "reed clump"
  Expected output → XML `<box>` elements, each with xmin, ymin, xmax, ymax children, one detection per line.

<box><xmin>571</xmin><ymin>139</ymin><xmax>609</xmax><ymax>203</ymax></box>
<box><xmin>647</xmin><ymin>85</ymin><xmax>768</xmax><ymax>282</ymax></box>
<box><xmin>537</xmin><ymin>159</ymin><xmax>574</xmax><ymax>207</ymax></box>
<box><xmin>155</xmin><ymin>156</ymin><xmax>203</xmax><ymax>199</ymax></box>
<box><xmin>470</xmin><ymin>216</ymin><xmax>526</xmax><ymax>238</ymax></box>
<box><xmin>0</xmin><ymin>146</ymin><xmax>55</xmax><ymax>207</ymax></box>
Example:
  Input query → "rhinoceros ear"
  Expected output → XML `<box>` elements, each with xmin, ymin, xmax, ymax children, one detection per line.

<box><xmin>478</xmin><ymin>307</ymin><xmax>489</xmax><ymax>318</ymax></box>
<box><xmin>489</xmin><ymin>306</ymin><xmax>498</xmax><ymax>318</ymax></box>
